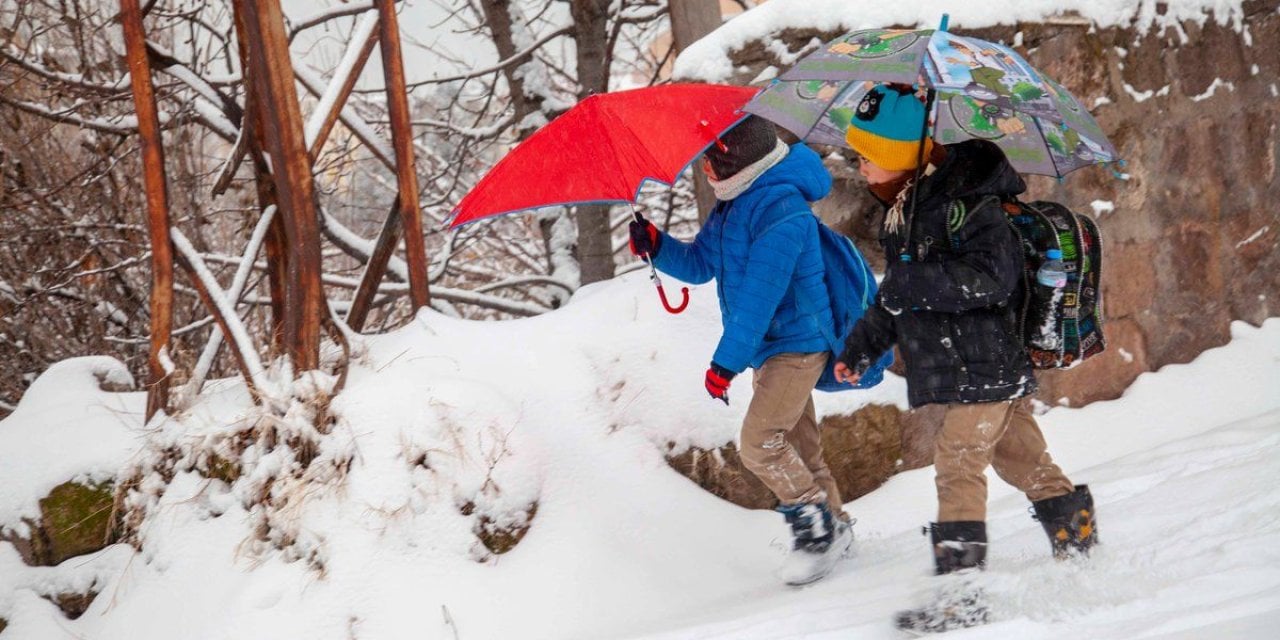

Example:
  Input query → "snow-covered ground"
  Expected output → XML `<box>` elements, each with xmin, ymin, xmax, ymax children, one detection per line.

<box><xmin>1</xmin><ymin>271</ymin><xmax>1278</xmax><ymax>639</ymax></box>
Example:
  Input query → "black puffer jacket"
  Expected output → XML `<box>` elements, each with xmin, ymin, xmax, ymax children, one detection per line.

<box><xmin>840</xmin><ymin>140</ymin><xmax>1035</xmax><ymax>407</ymax></box>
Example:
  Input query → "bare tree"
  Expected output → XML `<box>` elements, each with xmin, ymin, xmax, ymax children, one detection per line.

<box><xmin>0</xmin><ymin>0</ymin><xmax>699</xmax><ymax>414</ymax></box>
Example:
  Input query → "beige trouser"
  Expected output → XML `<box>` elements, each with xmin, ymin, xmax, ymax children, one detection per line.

<box><xmin>935</xmin><ymin>399</ymin><xmax>1075</xmax><ymax>522</ymax></box>
<box><xmin>738</xmin><ymin>352</ymin><xmax>846</xmax><ymax>519</ymax></box>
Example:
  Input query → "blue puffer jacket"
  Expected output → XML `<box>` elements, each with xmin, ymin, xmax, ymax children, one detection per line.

<box><xmin>654</xmin><ymin>143</ymin><xmax>834</xmax><ymax>374</ymax></box>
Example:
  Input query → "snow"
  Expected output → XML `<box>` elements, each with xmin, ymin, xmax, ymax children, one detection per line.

<box><xmin>1</xmin><ymin>268</ymin><xmax>1279</xmax><ymax>639</ymax></box>
<box><xmin>673</xmin><ymin>0</ymin><xmax>1249</xmax><ymax>82</ymax></box>
<box><xmin>1123</xmin><ymin>83</ymin><xmax>1171</xmax><ymax>102</ymax></box>
<box><xmin>1190</xmin><ymin>78</ymin><xmax>1236</xmax><ymax>102</ymax></box>
<box><xmin>1235</xmin><ymin>226</ymin><xmax>1270</xmax><ymax>249</ymax></box>
<box><xmin>0</xmin><ymin>357</ymin><xmax>139</xmax><ymax>531</ymax></box>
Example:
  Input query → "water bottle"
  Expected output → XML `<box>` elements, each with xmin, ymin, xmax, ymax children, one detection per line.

<box><xmin>1036</xmin><ymin>249</ymin><xmax>1067</xmax><ymax>289</ymax></box>
<box><xmin>1030</xmin><ymin>249</ymin><xmax>1067</xmax><ymax>349</ymax></box>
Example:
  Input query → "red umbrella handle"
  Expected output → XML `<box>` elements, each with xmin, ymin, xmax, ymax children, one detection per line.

<box><xmin>634</xmin><ymin>205</ymin><xmax>690</xmax><ymax>315</ymax></box>
<box><xmin>656</xmin><ymin>283</ymin><xmax>690</xmax><ymax>314</ymax></box>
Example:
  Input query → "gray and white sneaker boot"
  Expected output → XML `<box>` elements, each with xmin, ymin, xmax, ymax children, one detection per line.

<box><xmin>776</xmin><ymin>501</ymin><xmax>854</xmax><ymax>586</ymax></box>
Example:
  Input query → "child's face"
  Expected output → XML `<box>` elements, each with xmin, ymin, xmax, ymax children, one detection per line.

<box><xmin>701</xmin><ymin>157</ymin><xmax>719</xmax><ymax>181</ymax></box>
<box><xmin>857</xmin><ymin>155</ymin><xmax>910</xmax><ymax>184</ymax></box>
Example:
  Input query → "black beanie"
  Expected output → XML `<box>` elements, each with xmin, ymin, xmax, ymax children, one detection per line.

<box><xmin>704</xmin><ymin>115</ymin><xmax>779</xmax><ymax>179</ymax></box>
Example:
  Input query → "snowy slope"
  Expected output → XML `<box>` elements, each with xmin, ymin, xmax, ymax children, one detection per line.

<box><xmin>1</xmin><ymin>271</ymin><xmax>1278</xmax><ymax>639</ymax></box>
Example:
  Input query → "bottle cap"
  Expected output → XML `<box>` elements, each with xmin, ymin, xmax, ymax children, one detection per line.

<box><xmin>1046</xmin><ymin>249</ymin><xmax>1062</xmax><ymax>259</ymax></box>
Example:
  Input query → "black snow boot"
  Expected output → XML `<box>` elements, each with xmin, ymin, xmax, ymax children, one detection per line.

<box><xmin>895</xmin><ymin>522</ymin><xmax>991</xmax><ymax>634</ymax></box>
<box><xmin>1032</xmin><ymin>484</ymin><xmax>1097</xmax><ymax>559</ymax></box>
<box><xmin>929</xmin><ymin>521</ymin><xmax>987</xmax><ymax>575</ymax></box>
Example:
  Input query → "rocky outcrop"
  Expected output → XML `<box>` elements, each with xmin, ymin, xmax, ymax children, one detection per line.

<box><xmin>667</xmin><ymin>403</ymin><xmax>904</xmax><ymax>505</ymax></box>
<box><xmin>1</xmin><ymin>481</ymin><xmax>118</xmax><ymax>568</ymax></box>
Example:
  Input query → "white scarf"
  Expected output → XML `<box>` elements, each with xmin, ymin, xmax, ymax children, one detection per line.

<box><xmin>708</xmin><ymin>139</ymin><xmax>790</xmax><ymax>201</ymax></box>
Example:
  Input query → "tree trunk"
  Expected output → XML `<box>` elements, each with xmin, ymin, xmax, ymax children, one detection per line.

<box><xmin>120</xmin><ymin>0</ymin><xmax>174</xmax><ymax>422</ymax></box>
<box><xmin>480</xmin><ymin>0</ymin><xmax>546</xmax><ymax>139</ymax></box>
<box><xmin>669</xmin><ymin>0</ymin><xmax>723</xmax><ymax>222</ymax></box>
<box><xmin>669</xmin><ymin>0</ymin><xmax>721</xmax><ymax>53</ymax></box>
<box><xmin>570</xmin><ymin>0</ymin><xmax>614</xmax><ymax>285</ymax></box>
<box><xmin>375</xmin><ymin>0</ymin><xmax>431</xmax><ymax>313</ymax></box>
<box><xmin>233</xmin><ymin>0</ymin><xmax>324</xmax><ymax>373</ymax></box>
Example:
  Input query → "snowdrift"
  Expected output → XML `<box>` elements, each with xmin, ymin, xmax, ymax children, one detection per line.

<box><xmin>1</xmin><ymin>272</ymin><xmax>1278</xmax><ymax>639</ymax></box>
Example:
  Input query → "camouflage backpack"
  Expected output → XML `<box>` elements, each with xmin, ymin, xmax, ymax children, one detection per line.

<box><xmin>1002</xmin><ymin>200</ymin><xmax>1106</xmax><ymax>368</ymax></box>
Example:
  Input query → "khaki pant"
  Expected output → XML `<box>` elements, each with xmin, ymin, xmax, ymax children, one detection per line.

<box><xmin>935</xmin><ymin>399</ymin><xmax>1075</xmax><ymax>522</ymax></box>
<box><xmin>738</xmin><ymin>352</ymin><xmax>845</xmax><ymax>518</ymax></box>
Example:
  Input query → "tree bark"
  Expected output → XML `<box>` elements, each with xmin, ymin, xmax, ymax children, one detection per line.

<box><xmin>479</xmin><ymin>0</ymin><xmax>546</xmax><ymax>139</ymax></box>
<box><xmin>570</xmin><ymin>0</ymin><xmax>614</xmax><ymax>286</ymax></box>
<box><xmin>232</xmin><ymin>7</ymin><xmax>286</xmax><ymax>355</ymax></box>
<box><xmin>375</xmin><ymin>0</ymin><xmax>431</xmax><ymax>313</ymax></box>
<box><xmin>669</xmin><ymin>0</ymin><xmax>723</xmax><ymax>222</ymax></box>
<box><xmin>233</xmin><ymin>0</ymin><xmax>324</xmax><ymax>372</ymax></box>
<box><xmin>120</xmin><ymin>0</ymin><xmax>173</xmax><ymax>422</ymax></box>
<box><xmin>669</xmin><ymin>0</ymin><xmax>721</xmax><ymax>53</ymax></box>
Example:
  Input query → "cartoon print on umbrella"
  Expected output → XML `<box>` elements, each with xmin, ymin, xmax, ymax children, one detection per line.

<box><xmin>744</xmin><ymin>18</ymin><xmax>1119</xmax><ymax>179</ymax></box>
<box><xmin>827</xmin><ymin>29</ymin><xmax>921</xmax><ymax>58</ymax></box>
<box><xmin>925</xmin><ymin>33</ymin><xmax>1060</xmax><ymax>121</ymax></box>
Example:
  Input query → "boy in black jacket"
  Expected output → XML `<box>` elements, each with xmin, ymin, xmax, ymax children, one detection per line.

<box><xmin>833</xmin><ymin>84</ymin><xmax>1097</xmax><ymax>632</ymax></box>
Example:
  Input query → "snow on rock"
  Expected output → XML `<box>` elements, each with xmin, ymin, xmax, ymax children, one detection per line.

<box><xmin>674</xmin><ymin>0</ymin><xmax>1249</xmax><ymax>83</ymax></box>
<box><xmin>0</xmin><ymin>357</ymin><xmax>142</xmax><ymax>532</ymax></box>
<box><xmin>1190</xmin><ymin>77</ymin><xmax>1236</xmax><ymax>101</ymax></box>
<box><xmin>1090</xmin><ymin>200</ymin><xmax>1116</xmax><ymax>216</ymax></box>
<box><xmin>0</xmin><ymin>271</ymin><xmax>1278</xmax><ymax>639</ymax></box>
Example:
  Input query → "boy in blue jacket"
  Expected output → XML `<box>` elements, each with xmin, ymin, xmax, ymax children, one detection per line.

<box><xmin>628</xmin><ymin>115</ymin><xmax>852</xmax><ymax>585</ymax></box>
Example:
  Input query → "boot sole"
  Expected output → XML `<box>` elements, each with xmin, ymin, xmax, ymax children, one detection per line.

<box><xmin>783</xmin><ymin>529</ymin><xmax>854</xmax><ymax>587</ymax></box>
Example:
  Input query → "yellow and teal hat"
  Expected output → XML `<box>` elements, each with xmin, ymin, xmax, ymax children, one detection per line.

<box><xmin>845</xmin><ymin>85</ymin><xmax>933</xmax><ymax>171</ymax></box>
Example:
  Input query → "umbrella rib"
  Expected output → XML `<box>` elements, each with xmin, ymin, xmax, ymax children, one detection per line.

<box><xmin>596</xmin><ymin>99</ymin><xmax>668</xmax><ymax>196</ymax></box>
<box><xmin>1030</xmin><ymin>115</ymin><xmax>1064</xmax><ymax>178</ymax></box>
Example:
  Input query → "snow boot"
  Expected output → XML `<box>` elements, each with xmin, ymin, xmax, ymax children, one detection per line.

<box><xmin>895</xmin><ymin>521</ymin><xmax>991</xmax><ymax>634</ymax></box>
<box><xmin>775</xmin><ymin>500</ymin><xmax>853</xmax><ymax>586</ymax></box>
<box><xmin>1032</xmin><ymin>484</ymin><xmax>1097</xmax><ymax>559</ymax></box>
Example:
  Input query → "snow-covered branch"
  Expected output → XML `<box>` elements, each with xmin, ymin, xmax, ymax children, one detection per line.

<box><xmin>0</xmin><ymin>95</ymin><xmax>139</xmax><ymax>134</ymax></box>
<box><xmin>170</xmin><ymin>229</ymin><xmax>274</xmax><ymax>401</ymax></box>
<box><xmin>182</xmin><ymin>205</ymin><xmax>279</xmax><ymax>404</ymax></box>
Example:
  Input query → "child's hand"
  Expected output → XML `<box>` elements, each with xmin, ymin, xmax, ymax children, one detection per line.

<box><xmin>704</xmin><ymin>362</ymin><xmax>734</xmax><ymax>405</ymax></box>
<box><xmin>833</xmin><ymin>361</ymin><xmax>862</xmax><ymax>385</ymax></box>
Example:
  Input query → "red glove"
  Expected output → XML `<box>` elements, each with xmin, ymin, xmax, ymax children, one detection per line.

<box><xmin>704</xmin><ymin>362</ymin><xmax>736</xmax><ymax>405</ymax></box>
<box><xmin>628</xmin><ymin>215</ymin><xmax>661</xmax><ymax>259</ymax></box>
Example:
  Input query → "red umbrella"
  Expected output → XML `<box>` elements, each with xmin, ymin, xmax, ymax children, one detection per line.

<box><xmin>449</xmin><ymin>83</ymin><xmax>760</xmax><ymax>313</ymax></box>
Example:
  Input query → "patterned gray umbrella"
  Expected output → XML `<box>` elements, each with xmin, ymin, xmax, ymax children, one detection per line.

<box><xmin>745</xmin><ymin>24</ymin><xmax>1119</xmax><ymax>177</ymax></box>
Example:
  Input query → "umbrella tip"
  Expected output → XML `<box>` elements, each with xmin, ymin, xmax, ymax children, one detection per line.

<box><xmin>939</xmin><ymin>14</ymin><xmax>950</xmax><ymax>32</ymax></box>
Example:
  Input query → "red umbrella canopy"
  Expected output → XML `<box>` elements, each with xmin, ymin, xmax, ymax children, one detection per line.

<box><xmin>449</xmin><ymin>83</ymin><xmax>760</xmax><ymax>228</ymax></box>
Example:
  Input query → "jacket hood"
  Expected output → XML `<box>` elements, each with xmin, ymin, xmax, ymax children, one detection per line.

<box><xmin>920</xmin><ymin>139</ymin><xmax>1025</xmax><ymax>202</ymax></box>
<box><xmin>747</xmin><ymin>143</ymin><xmax>833</xmax><ymax>203</ymax></box>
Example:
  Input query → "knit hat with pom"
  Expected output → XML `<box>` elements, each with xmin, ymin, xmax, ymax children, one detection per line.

<box><xmin>845</xmin><ymin>84</ymin><xmax>934</xmax><ymax>171</ymax></box>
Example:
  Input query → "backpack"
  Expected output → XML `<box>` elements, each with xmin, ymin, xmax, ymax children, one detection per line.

<box><xmin>810</xmin><ymin>222</ymin><xmax>895</xmax><ymax>391</ymax></box>
<box><xmin>1002</xmin><ymin>200</ymin><xmax>1106</xmax><ymax>369</ymax></box>
<box><xmin>764</xmin><ymin>206</ymin><xmax>894</xmax><ymax>391</ymax></box>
